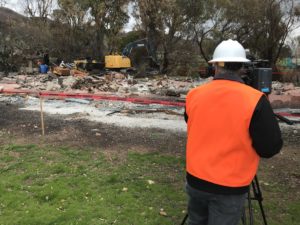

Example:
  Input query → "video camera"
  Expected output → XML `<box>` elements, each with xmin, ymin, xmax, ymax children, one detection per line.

<box><xmin>242</xmin><ymin>59</ymin><xmax>273</xmax><ymax>95</ymax></box>
<box><xmin>205</xmin><ymin>59</ymin><xmax>273</xmax><ymax>95</ymax></box>
<box><xmin>243</xmin><ymin>59</ymin><xmax>294</xmax><ymax>125</ymax></box>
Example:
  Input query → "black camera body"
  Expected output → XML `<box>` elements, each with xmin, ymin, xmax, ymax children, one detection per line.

<box><xmin>243</xmin><ymin>60</ymin><xmax>273</xmax><ymax>94</ymax></box>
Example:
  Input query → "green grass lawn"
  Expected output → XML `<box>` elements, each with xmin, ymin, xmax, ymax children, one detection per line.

<box><xmin>0</xmin><ymin>144</ymin><xmax>187</xmax><ymax>225</ymax></box>
<box><xmin>0</xmin><ymin>144</ymin><xmax>299</xmax><ymax>225</ymax></box>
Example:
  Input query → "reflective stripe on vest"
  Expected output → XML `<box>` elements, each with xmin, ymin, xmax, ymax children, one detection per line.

<box><xmin>186</xmin><ymin>80</ymin><xmax>263</xmax><ymax>187</ymax></box>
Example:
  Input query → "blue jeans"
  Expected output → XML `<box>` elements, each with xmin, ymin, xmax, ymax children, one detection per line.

<box><xmin>186</xmin><ymin>183</ymin><xmax>246</xmax><ymax>225</ymax></box>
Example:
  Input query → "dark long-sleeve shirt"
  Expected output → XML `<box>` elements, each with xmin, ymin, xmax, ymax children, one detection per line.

<box><xmin>185</xmin><ymin>73</ymin><xmax>283</xmax><ymax>194</ymax></box>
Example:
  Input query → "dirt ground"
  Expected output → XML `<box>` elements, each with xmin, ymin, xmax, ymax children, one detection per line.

<box><xmin>0</xmin><ymin>102</ymin><xmax>186</xmax><ymax>154</ymax></box>
<box><xmin>0</xmin><ymin>99</ymin><xmax>299</xmax><ymax>219</ymax></box>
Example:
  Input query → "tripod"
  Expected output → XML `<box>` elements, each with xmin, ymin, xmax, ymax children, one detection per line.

<box><xmin>180</xmin><ymin>113</ymin><xmax>293</xmax><ymax>225</ymax></box>
<box><xmin>242</xmin><ymin>113</ymin><xmax>294</xmax><ymax>225</ymax></box>
<box><xmin>242</xmin><ymin>175</ymin><xmax>267</xmax><ymax>225</ymax></box>
<box><xmin>180</xmin><ymin>176</ymin><xmax>267</xmax><ymax>225</ymax></box>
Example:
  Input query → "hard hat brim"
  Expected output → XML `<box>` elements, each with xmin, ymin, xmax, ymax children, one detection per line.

<box><xmin>209</xmin><ymin>57</ymin><xmax>250</xmax><ymax>63</ymax></box>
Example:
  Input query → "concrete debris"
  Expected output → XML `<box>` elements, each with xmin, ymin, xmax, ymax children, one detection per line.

<box><xmin>272</xmin><ymin>81</ymin><xmax>300</xmax><ymax>95</ymax></box>
<box><xmin>268</xmin><ymin>81</ymin><xmax>300</xmax><ymax>108</ymax></box>
<box><xmin>14</xmin><ymin>96</ymin><xmax>187</xmax><ymax>131</ymax></box>
<box><xmin>45</xmin><ymin>80</ymin><xmax>61</xmax><ymax>91</ymax></box>
<box><xmin>105</xmin><ymin>72</ymin><xmax>127</xmax><ymax>81</ymax></box>
<box><xmin>0</xmin><ymin>72</ymin><xmax>203</xmax><ymax>98</ymax></box>
<box><xmin>1</xmin><ymin>72</ymin><xmax>300</xmax><ymax>108</ymax></box>
<box><xmin>62</xmin><ymin>76</ymin><xmax>77</xmax><ymax>88</ymax></box>
<box><xmin>65</xmin><ymin>98</ymin><xmax>91</xmax><ymax>104</ymax></box>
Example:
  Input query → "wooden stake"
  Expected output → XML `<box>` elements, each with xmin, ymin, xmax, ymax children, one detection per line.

<box><xmin>40</xmin><ymin>96</ymin><xmax>45</xmax><ymax>136</ymax></box>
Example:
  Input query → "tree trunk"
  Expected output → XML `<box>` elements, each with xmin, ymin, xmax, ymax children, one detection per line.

<box><xmin>160</xmin><ymin>43</ymin><xmax>169</xmax><ymax>74</ymax></box>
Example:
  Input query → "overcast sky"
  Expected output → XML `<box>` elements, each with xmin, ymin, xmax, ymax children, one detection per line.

<box><xmin>5</xmin><ymin>0</ymin><xmax>59</xmax><ymax>13</ymax></box>
<box><xmin>5</xmin><ymin>0</ymin><xmax>22</xmax><ymax>13</ymax></box>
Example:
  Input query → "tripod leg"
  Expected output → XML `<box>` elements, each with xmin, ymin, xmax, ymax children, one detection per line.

<box><xmin>257</xmin><ymin>199</ymin><xmax>268</xmax><ymax>225</ymax></box>
<box><xmin>252</xmin><ymin>177</ymin><xmax>268</xmax><ymax>225</ymax></box>
<box><xmin>180</xmin><ymin>214</ymin><xmax>188</xmax><ymax>225</ymax></box>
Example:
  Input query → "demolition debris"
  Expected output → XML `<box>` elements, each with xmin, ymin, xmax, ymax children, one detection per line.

<box><xmin>1</xmin><ymin>70</ymin><xmax>300</xmax><ymax>108</ymax></box>
<box><xmin>0</xmin><ymin>71</ymin><xmax>204</xmax><ymax>98</ymax></box>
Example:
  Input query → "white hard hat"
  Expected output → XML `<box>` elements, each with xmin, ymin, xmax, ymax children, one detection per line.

<box><xmin>209</xmin><ymin>39</ymin><xmax>250</xmax><ymax>63</ymax></box>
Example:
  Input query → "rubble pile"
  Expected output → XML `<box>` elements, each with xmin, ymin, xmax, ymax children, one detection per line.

<box><xmin>0</xmin><ymin>71</ymin><xmax>202</xmax><ymax>98</ymax></box>
<box><xmin>267</xmin><ymin>81</ymin><xmax>300</xmax><ymax>108</ymax></box>
<box><xmin>272</xmin><ymin>81</ymin><xmax>300</xmax><ymax>96</ymax></box>
<box><xmin>1</xmin><ymin>71</ymin><xmax>300</xmax><ymax>108</ymax></box>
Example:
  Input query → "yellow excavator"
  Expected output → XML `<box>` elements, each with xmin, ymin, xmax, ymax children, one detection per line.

<box><xmin>74</xmin><ymin>38</ymin><xmax>159</xmax><ymax>72</ymax></box>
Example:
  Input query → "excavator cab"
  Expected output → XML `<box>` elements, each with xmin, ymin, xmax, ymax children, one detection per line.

<box><xmin>121</xmin><ymin>38</ymin><xmax>159</xmax><ymax>70</ymax></box>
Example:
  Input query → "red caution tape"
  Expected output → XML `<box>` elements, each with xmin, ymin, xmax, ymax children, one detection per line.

<box><xmin>0</xmin><ymin>89</ymin><xmax>186</xmax><ymax>107</ymax></box>
<box><xmin>277</xmin><ymin>112</ymin><xmax>300</xmax><ymax>118</ymax></box>
<box><xmin>2</xmin><ymin>89</ymin><xmax>300</xmax><ymax>118</ymax></box>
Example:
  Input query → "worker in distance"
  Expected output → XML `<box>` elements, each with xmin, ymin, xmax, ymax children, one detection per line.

<box><xmin>184</xmin><ymin>39</ymin><xmax>283</xmax><ymax>225</ymax></box>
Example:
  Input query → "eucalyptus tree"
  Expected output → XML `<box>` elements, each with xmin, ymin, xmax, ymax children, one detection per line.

<box><xmin>178</xmin><ymin>0</ymin><xmax>235</xmax><ymax>63</ymax></box>
<box><xmin>181</xmin><ymin>0</ymin><xmax>300</xmax><ymax>66</ymax></box>
<box><xmin>246</xmin><ymin>0</ymin><xmax>300</xmax><ymax>66</ymax></box>
<box><xmin>52</xmin><ymin>0</ymin><xmax>130</xmax><ymax>60</ymax></box>
<box><xmin>23</xmin><ymin>0</ymin><xmax>54</xmax><ymax>19</ymax></box>
<box><xmin>210</xmin><ymin>0</ymin><xmax>300</xmax><ymax>66</ymax></box>
<box><xmin>77</xmin><ymin>0</ymin><xmax>129</xmax><ymax>58</ymax></box>
<box><xmin>55</xmin><ymin>0</ymin><xmax>89</xmax><ymax>27</ymax></box>
<box><xmin>158</xmin><ymin>0</ymin><xmax>189</xmax><ymax>73</ymax></box>
<box><xmin>104</xmin><ymin>0</ymin><xmax>129</xmax><ymax>53</ymax></box>
<box><xmin>132</xmin><ymin>0</ymin><xmax>164</xmax><ymax>63</ymax></box>
<box><xmin>132</xmin><ymin>0</ymin><xmax>189</xmax><ymax>73</ymax></box>
<box><xmin>52</xmin><ymin>0</ymin><xmax>91</xmax><ymax>59</ymax></box>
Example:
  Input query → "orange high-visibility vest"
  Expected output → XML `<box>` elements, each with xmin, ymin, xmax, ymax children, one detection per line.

<box><xmin>186</xmin><ymin>79</ymin><xmax>263</xmax><ymax>187</ymax></box>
